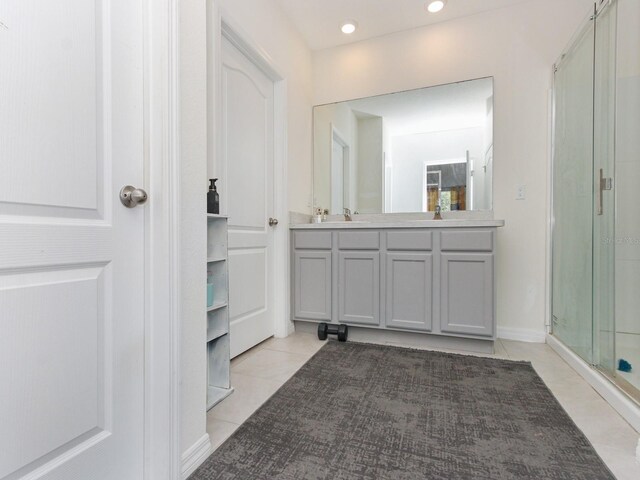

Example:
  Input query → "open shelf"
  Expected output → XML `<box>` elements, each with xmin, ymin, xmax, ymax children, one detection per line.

<box><xmin>206</xmin><ymin>214</ymin><xmax>232</xmax><ymax>412</ymax></box>
<box><xmin>207</xmin><ymin>327</ymin><xmax>227</xmax><ymax>343</ymax></box>
<box><xmin>207</xmin><ymin>256</ymin><xmax>226</xmax><ymax>263</ymax></box>
<box><xmin>207</xmin><ymin>213</ymin><xmax>228</xmax><ymax>219</ymax></box>
<box><xmin>207</xmin><ymin>261</ymin><xmax>228</xmax><ymax>308</ymax></box>
<box><xmin>207</xmin><ymin>301</ymin><xmax>227</xmax><ymax>312</ymax></box>
<box><xmin>207</xmin><ymin>308</ymin><xmax>228</xmax><ymax>342</ymax></box>
<box><xmin>207</xmin><ymin>220</ymin><xmax>228</xmax><ymax>260</ymax></box>
<box><xmin>207</xmin><ymin>385</ymin><xmax>234</xmax><ymax>410</ymax></box>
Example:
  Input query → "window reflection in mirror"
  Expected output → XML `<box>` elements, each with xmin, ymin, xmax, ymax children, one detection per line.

<box><xmin>313</xmin><ymin>77</ymin><xmax>493</xmax><ymax>214</ymax></box>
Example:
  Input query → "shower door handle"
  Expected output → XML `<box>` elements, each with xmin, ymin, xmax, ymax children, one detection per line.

<box><xmin>597</xmin><ymin>168</ymin><xmax>613</xmax><ymax>215</ymax></box>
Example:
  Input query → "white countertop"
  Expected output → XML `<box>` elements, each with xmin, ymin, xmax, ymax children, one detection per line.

<box><xmin>289</xmin><ymin>219</ymin><xmax>505</xmax><ymax>229</ymax></box>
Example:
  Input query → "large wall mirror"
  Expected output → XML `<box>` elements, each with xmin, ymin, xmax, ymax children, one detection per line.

<box><xmin>313</xmin><ymin>77</ymin><xmax>494</xmax><ymax>214</ymax></box>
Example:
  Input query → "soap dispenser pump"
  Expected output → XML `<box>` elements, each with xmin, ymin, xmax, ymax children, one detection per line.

<box><xmin>207</xmin><ymin>178</ymin><xmax>219</xmax><ymax>214</ymax></box>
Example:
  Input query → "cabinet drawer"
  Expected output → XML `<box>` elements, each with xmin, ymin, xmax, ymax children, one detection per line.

<box><xmin>293</xmin><ymin>231</ymin><xmax>332</xmax><ymax>250</ymax></box>
<box><xmin>441</xmin><ymin>230</ymin><xmax>493</xmax><ymax>252</ymax></box>
<box><xmin>386</xmin><ymin>231</ymin><xmax>433</xmax><ymax>251</ymax></box>
<box><xmin>338</xmin><ymin>231</ymin><xmax>379</xmax><ymax>250</ymax></box>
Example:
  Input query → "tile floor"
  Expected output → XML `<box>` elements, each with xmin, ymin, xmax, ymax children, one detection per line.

<box><xmin>207</xmin><ymin>332</ymin><xmax>640</xmax><ymax>480</ymax></box>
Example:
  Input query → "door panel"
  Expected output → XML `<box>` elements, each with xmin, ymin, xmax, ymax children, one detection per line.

<box><xmin>0</xmin><ymin>0</ymin><xmax>145</xmax><ymax>478</ymax></box>
<box><xmin>338</xmin><ymin>252</ymin><xmax>380</xmax><ymax>326</ymax></box>
<box><xmin>593</xmin><ymin>0</ymin><xmax>617</xmax><ymax>378</ymax></box>
<box><xmin>221</xmin><ymin>36</ymin><xmax>275</xmax><ymax>358</ymax></box>
<box><xmin>551</xmin><ymin>16</ymin><xmax>595</xmax><ymax>362</ymax></box>
<box><xmin>386</xmin><ymin>253</ymin><xmax>433</xmax><ymax>331</ymax></box>
<box><xmin>229</xmin><ymin>250</ymin><xmax>267</xmax><ymax>320</ymax></box>
<box><xmin>440</xmin><ymin>253</ymin><xmax>494</xmax><ymax>337</ymax></box>
<box><xmin>0</xmin><ymin>0</ymin><xmax>104</xmax><ymax>217</ymax></box>
<box><xmin>294</xmin><ymin>251</ymin><xmax>332</xmax><ymax>321</ymax></box>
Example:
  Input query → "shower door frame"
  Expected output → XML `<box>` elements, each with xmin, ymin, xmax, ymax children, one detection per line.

<box><xmin>550</xmin><ymin>0</ymin><xmax>640</xmax><ymax>405</ymax></box>
<box><xmin>550</xmin><ymin>2</ymin><xmax>597</xmax><ymax>364</ymax></box>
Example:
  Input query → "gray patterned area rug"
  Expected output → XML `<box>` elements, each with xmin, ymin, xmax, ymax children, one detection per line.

<box><xmin>191</xmin><ymin>341</ymin><xmax>614</xmax><ymax>480</ymax></box>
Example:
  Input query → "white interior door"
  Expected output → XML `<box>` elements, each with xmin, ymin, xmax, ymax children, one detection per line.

<box><xmin>0</xmin><ymin>1</ymin><xmax>145</xmax><ymax>479</ymax></box>
<box><xmin>221</xmin><ymin>36</ymin><xmax>276</xmax><ymax>358</ymax></box>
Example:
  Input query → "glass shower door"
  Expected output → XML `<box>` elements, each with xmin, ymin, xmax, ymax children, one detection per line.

<box><xmin>554</xmin><ymin>0</ymin><xmax>640</xmax><ymax>402</ymax></box>
<box><xmin>598</xmin><ymin>0</ymin><xmax>640</xmax><ymax>399</ymax></box>
<box><xmin>593</xmin><ymin>0</ymin><xmax>617</xmax><ymax>378</ymax></box>
<box><xmin>552</xmin><ymin>17</ymin><xmax>596</xmax><ymax>363</ymax></box>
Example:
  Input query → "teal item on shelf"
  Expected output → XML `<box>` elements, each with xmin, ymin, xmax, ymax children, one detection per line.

<box><xmin>207</xmin><ymin>283</ymin><xmax>214</xmax><ymax>307</ymax></box>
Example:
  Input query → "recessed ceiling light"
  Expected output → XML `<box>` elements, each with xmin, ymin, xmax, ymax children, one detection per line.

<box><xmin>426</xmin><ymin>0</ymin><xmax>447</xmax><ymax>13</ymax></box>
<box><xmin>341</xmin><ymin>20</ymin><xmax>358</xmax><ymax>34</ymax></box>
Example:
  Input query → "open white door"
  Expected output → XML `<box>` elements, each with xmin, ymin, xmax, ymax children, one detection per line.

<box><xmin>0</xmin><ymin>1</ymin><xmax>146</xmax><ymax>478</ymax></box>
<box><xmin>220</xmin><ymin>35</ymin><xmax>276</xmax><ymax>358</ymax></box>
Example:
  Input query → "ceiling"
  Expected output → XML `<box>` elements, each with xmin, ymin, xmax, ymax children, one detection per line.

<box><xmin>274</xmin><ymin>0</ymin><xmax>533</xmax><ymax>51</ymax></box>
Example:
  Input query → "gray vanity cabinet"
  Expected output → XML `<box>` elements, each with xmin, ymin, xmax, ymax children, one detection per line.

<box><xmin>294</xmin><ymin>251</ymin><xmax>332</xmax><ymax>321</ymax></box>
<box><xmin>292</xmin><ymin>231</ymin><xmax>332</xmax><ymax>321</ymax></box>
<box><xmin>385</xmin><ymin>252</ymin><xmax>433</xmax><ymax>331</ymax></box>
<box><xmin>439</xmin><ymin>230</ymin><xmax>495</xmax><ymax>337</ymax></box>
<box><xmin>338</xmin><ymin>251</ymin><xmax>380</xmax><ymax>326</ymax></box>
<box><xmin>440</xmin><ymin>253</ymin><xmax>494</xmax><ymax>337</ymax></box>
<box><xmin>291</xmin><ymin>225</ymin><xmax>499</xmax><ymax>342</ymax></box>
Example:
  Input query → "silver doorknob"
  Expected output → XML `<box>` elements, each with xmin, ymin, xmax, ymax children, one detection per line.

<box><xmin>120</xmin><ymin>185</ymin><xmax>148</xmax><ymax>208</ymax></box>
<box><xmin>268</xmin><ymin>217</ymin><xmax>279</xmax><ymax>227</ymax></box>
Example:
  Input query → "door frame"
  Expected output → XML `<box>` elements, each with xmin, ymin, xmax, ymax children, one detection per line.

<box><xmin>330</xmin><ymin>124</ymin><xmax>350</xmax><ymax>213</ymax></box>
<box><xmin>145</xmin><ymin>0</ymin><xmax>182</xmax><ymax>478</ymax></box>
<box><xmin>207</xmin><ymin>3</ymin><xmax>292</xmax><ymax>339</ymax></box>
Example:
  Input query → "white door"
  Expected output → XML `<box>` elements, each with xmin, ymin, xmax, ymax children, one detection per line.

<box><xmin>221</xmin><ymin>36</ymin><xmax>276</xmax><ymax>358</ymax></box>
<box><xmin>0</xmin><ymin>1</ymin><xmax>145</xmax><ymax>479</ymax></box>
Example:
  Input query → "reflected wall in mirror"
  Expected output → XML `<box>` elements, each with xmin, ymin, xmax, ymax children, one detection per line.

<box><xmin>313</xmin><ymin>77</ymin><xmax>494</xmax><ymax>214</ymax></box>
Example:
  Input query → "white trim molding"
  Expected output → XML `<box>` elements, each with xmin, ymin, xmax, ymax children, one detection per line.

<box><xmin>180</xmin><ymin>434</ymin><xmax>213</xmax><ymax>479</ymax></box>
<box><xmin>144</xmin><ymin>0</ymin><xmax>181</xmax><ymax>478</ymax></box>
<box><xmin>547</xmin><ymin>334</ymin><xmax>640</xmax><ymax>433</ymax></box>
<box><xmin>497</xmin><ymin>327</ymin><xmax>546</xmax><ymax>343</ymax></box>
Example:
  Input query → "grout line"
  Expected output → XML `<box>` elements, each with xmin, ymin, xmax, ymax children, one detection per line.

<box><xmin>207</xmin><ymin>417</ymin><xmax>241</xmax><ymax>426</ymax></box>
<box><xmin>210</xmin><ymin>413</ymin><xmax>254</xmax><ymax>425</ymax></box>
<box><xmin>228</xmin><ymin>371</ymin><xmax>286</xmax><ymax>385</ymax></box>
<box><xmin>261</xmin><ymin>345</ymin><xmax>325</xmax><ymax>357</ymax></box>
<box><xmin>229</xmin><ymin>369</ymin><xmax>299</xmax><ymax>383</ymax></box>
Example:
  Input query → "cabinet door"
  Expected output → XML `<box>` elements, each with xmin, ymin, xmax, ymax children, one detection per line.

<box><xmin>338</xmin><ymin>252</ymin><xmax>380</xmax><ymax>326</ymax></box>
<box><xmin>294</xmin><ymin>251</ymin><xmax>332</xmax><ymax>321</ymax></box>
<box><xmin>440</xmin><ymin>253</ymin><xmax>494</xmax><ymax>337</ymax></box>
<box><xmin>386</xmin><ymin>253</ymin><xmax>433</xmax><ymax>331</ymax></box>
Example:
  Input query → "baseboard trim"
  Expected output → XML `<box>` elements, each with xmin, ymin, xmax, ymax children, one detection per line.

<box><xmin>547</xmin><ymin>333</ymin><xmax>640</xmax><ymax>433</ymax></box>
<box><xmin>181</xmin><ymin>434</ymin><xmax>213</xmax><ymax>479</ymax></box>
<box><xmin>497</xmin><ymin>327</ymin><xmax>546</xmax><ymax>343</ymax></box>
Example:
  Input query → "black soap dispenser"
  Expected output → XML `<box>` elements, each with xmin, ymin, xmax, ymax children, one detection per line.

<box><xmin>207</xmin><ymin>178</ymin><xmax>219</xmax><ymax>214</ymax></box>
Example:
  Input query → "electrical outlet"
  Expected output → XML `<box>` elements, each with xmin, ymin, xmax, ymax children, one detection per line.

<box><xmin>516</xmin><ymin>184</ymin><xmax>526</xmax><ymax>200</ymax></box>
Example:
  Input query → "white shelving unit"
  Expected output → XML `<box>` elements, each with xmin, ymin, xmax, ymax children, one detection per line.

<box><xmin>206</xmin><ymin>214</ymin><xmax>233</xmax><ymax>410</ymax></box>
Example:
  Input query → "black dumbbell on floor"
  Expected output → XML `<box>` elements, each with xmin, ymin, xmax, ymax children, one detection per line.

<box><xmin>317</xmin><ymin>322</ymin><xmax>348</xmax><ymax>342</ymax></box>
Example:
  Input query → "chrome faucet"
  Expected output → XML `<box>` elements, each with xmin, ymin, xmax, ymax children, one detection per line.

<box><xmin>343</xmin><ymin>207</ymin><xmax>352</xmax><ymax>221</ymax></box>
<box><xmin>433</xmin><ymin>205</ymin><xmax>442</xmax><ymax>220</ymax></box>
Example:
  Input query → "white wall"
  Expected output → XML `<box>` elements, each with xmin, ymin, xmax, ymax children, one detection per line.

<box><xmin>179</xmin><ymin>0</ymin><xmax>313</xmax><ymax>463</ymax></box>
<box><xmin>357</xmin><ymin>116</ymin><xmax>383</xmax><ymax>213</ymax></box>
<box><xmin>313</xmin><ymin>0</ymin><xmax>593</xmax><ymax>339</ymax></box>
